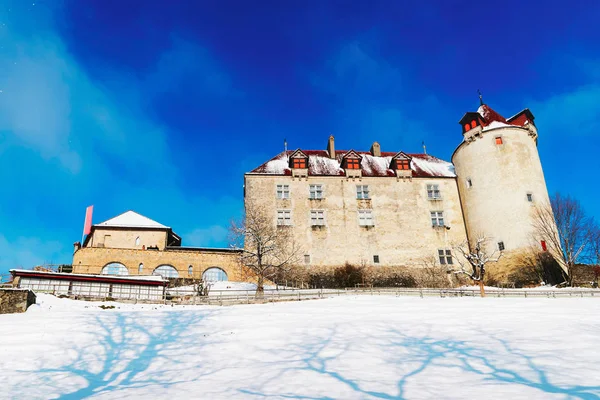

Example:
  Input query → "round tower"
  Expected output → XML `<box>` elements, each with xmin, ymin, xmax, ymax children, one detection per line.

<box><xmin>452</xmin><ymin>102</ymin><xmax>551</xmax><ymax>255</ymax></box>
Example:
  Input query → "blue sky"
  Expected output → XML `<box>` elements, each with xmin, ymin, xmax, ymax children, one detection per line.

<box><xmin>1</xmin><ymin>0</ymin><xmax>599</xmax><ymax>274</ymax></box>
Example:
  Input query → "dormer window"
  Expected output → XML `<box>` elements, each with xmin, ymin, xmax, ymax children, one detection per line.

<box><xmin>292</xmin><ymin>158</ymin><xmax>307</xmax><ymax>169</ymax></box>
<box><xmin>346</xmin><ymin>158</ymin><xmax>360</xmax><ymax>169</ymax></box>
<box><xmin>391</xmin><ymin>152</ymin><xmax>412</xmax><ymax>177</ymax></box>
<box><xmin>397</xmin><ymin>159</ymin><xmax>410</xmax><ymax>170</ymax></box>
<box><xmin>341</xmin><ymin>151</ymin><xmax>363</xmax><ymax>178</ymax></box>
<box><xmin>459</xmin><ymin>112</ymin><xmax>482</xmax><ymax>134</ymax></box>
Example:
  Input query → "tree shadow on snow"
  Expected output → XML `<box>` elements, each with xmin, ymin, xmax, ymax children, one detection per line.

<box><xmin>29</xmin><ymin>309</ymin><xmax>219</xmax><ymax>399</ymax></box>
<box><xmin>239</xmin><ymin>327</ymin><xmax>600</xmax><ymax>399</ymax></box>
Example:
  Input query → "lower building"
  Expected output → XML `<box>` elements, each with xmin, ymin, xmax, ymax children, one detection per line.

<box><xmin>72</xmin><ymin>211</ymin><xmax>248</xmax><ymax>283</ymax></box>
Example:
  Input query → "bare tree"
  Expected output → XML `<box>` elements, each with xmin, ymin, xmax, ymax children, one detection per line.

<box><xmin>450</xmin><ymin>236</ymin><xmax>502</xmax><ymax>297</ymax></box>
<box><xmin>532</xmin><ymin>193</ymin><xmax>594</xmax><ymax>286</ymax></box>
<box><xmin>230</xmin><ymin>201</ymin><xmax>303</xmax><ymax>296</ymax></box>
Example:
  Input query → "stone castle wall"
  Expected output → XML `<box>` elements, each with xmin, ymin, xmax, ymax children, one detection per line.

<box><xmin>72</xmin><ymin>247</ymin><xmax>251</xmax><ymax>282</ymax></box>
<box><xmin>453</xmin><ymin>124</ymin><xmax>551</xmax><ymax>254</ymax></box>
<box><xmin>244</xmin><ymin>174</ymin><xmax>469</xmax><ymax>267</ymax></box>
<box><xmin>86</xmin><ymin>228</ymin><xmax>170</xmax><ymax>250</ymax></box>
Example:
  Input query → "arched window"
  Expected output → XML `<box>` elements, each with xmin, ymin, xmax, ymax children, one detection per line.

<box><xmin>470</xmin><ymin>120</ymin><xmax>477</xmax><ymax>129</ymax></box>
<box><xmin>188</xmin><ymin>265</ymin><xmax>193</xmax><ymax>276</ymax></box>
<box><xmin>464</xmin><ymin>124</ymin><xmax>471</xmax><ymax>132</ymax></box>
<box><xmin>138</xmin><ymin>263</ymin><xmax>144</xmax><ymax>273</ymax></box>
<box><xmin>101</xmin><ymin>262</ymin><xmax>129</xmax><ymax>276</ymax></box>
<box><xmin>202</xmin><ymin>267</ymin><xmax>228</xmax><ymax>282</ymax></box>
<box><xmin>153</xmin><ymin>265</ymin><xmax>179</xmax><ymax>278</ymax></box>
<box><xmin>135</xmin><ymin>237</ymin><xmax>140</xmax><ymax>246</ymax></box>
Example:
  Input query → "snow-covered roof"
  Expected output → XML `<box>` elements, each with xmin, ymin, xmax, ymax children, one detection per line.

<box><xmin>248</xmin><ymin>150</ymin><xmax>456</xmax><ymax>178</ymax></box>
<box><xmin>476</xmin><ymin>104</ymin><xmax>534</xmax><ymax>129</ymax></box>
<box><xmin>10</xmin><ymin>269</ymin><xmax>168</xmax><ymax>284</ymax></box>
<box><xmin>96</xmin><ymin>211</ymin><xmax>169</xmax><ymax>229</ymax></box>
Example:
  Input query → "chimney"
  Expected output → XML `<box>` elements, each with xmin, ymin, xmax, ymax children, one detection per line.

<box><xmin>327</xmin><ymin>135</ymin><xmax>335</xmax><ymax>159</ymax></box>
<box><xmin>370</xmin><ymin>142</ymin><xmax>381</xmax><ymax>157</ymax></box>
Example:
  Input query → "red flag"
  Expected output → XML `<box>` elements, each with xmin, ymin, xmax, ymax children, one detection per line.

<box><xmin>83</xmin><ymin>205</ymin><xmax>94</xmax><ymax>236</ymax></box>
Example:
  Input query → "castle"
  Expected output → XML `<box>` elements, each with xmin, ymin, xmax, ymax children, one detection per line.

<box><xmin>66</xmin><ymin>101</ymin><xmax>551</xmax><ymax>281</ymax></box>
<box><xmin>244</xmin><ymin>102</ymin><xmax>551</xmax><ymax>268</ymax></box>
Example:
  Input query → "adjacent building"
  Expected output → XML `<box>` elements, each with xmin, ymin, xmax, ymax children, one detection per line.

<box><xmin>244</xmin><ymin>102</ymin><xmax>552</xmax><ymax>267</ymax></box>
<box><xmin>72</xmin><ymin>211</ymin><xmax>244</xmax><ymax>282</ymax></box>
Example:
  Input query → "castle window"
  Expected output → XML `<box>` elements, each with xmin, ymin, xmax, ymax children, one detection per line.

<box><xmin>464</xmin><ymin>124</ymin><xmax>471</xmax><ymax>132</ymax></box>
<box><xmin>203</xmin><ymin>267</ymin><xmax>228</xmax><ymax>282</ymax></box>
<box><xmin>466</xmin><ymin>178</ymin><xmax>473</xmax><ymax>188</ymax></box>
<box><xmin>292</xmin><ymin>158</ymin><xmax>307</xmax><ymax>169</ymax></box>
<box><xmin>471</xmin><ymin>120</ymin><xmax>477</xmax><ymax>129</ymax></box>
<box><xmin>138</xmin><ymin>263</ymin><xmax>144</xmax><ymax>273</ymax></box>
<box><xmin>438</xmin><ymin>249</ymin><xmax>453</xmax><ymax>265</ymax></box>
<box><xmin>541</xmin><ymin>240</ymin><xmax>548</xmax><ymax>252</ymax></box>
<box><xmin>304</xmin><ymin>254</ymin><xmax>311</xmax><ymax>265</ymax></box>
<box><xmin>188</xmin><ymin>265</ymin><xmax>193</xmax><ymax>276</ymax></box>
<box><xmin>373</xmin><ymin>255</ymin><xmax>380</xmax><ymax>264</ymax></box>
<box><xmin>310</xmin><ymin>210</ymin><xmax>325</xmax><ymax>226</ymax></box>
<box><xmin>526</xmin><ymin>193</ymin><xmax>534</xmax><ymax>202</ymax></box>
<box><xmin>346</xmin><ymin>158</ymin><xmax>360</xmax><ymax>169</ymax></box>
<box><xmin>309</xmin><ymin>184</ymin><xmax>324</xmax><ymax>199</ymax></box>
<box><xmin>427</xmin><ymin>184</ymin><xmax>441</xmax><ymax>200</ymax></box>
<box><xmin>498</xmin><ymin>241</ymin><xmax>505</xmax><ymax>251</ymax></box>
<box><xmin>495</xmin><ymin>136</ymin><xmax>503</xmax><ymax>145</ymax></box>
<box><xmin>356</xmin><ymin>185</ymin><xmax>370</xmax><ymax>199</ymax></box>
<box><xmin>276</xmin><ymin>184</ymin><xmax>290</xmax><ymax>199</ymax></box>
<box><xmin>135</xmin><ymin>236</ymin><xmax>140</xmax><ymax>246</ymax></box>
<box><xmin>277</xmin><ymin>210</ymin><xmax>292</xmax><ymax>226</ymax></box>
<box><xmin>397</xmin><ymin>159</ymin><xmax>411</xmax><ymax>170</ymax></box>
<box><xmin>101</xmin><ymin>262</ymin><xmax>128</xmax><ymax>276</ymax></box>
<box><xmin>431</xmin><ymin>211</ymin><xmax>444</xmax><ymax>227</ymax></box>
<box><xmin>153</xmin><ymin>265</ymin><xmax>179</xmax><ymax>278</ymax></box>
<box><xmin>358</xmin><ymin>210</ymin><xmax>374</xmax><ymax>226</ymax></box>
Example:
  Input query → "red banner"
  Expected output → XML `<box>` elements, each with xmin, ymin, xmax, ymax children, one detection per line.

<box><xmin>83</xmin><ymin>205</ymin><xmax>93</xmax><ymax>236</ymax></box>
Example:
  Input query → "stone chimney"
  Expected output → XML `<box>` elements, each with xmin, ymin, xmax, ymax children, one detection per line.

<box><xmin>370</xmin><ymin>142</ymin><xmax>381</xmax><ymax>157</ymax></box>
<box><xmin>327</xmin><ymin>135</ymin><xmax>335</xmax><ymax>159</ymax></box>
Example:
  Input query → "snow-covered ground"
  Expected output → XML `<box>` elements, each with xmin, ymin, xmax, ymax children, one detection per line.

<box><xmin>1</xmin><ymin>294</ymin><xmax>599</xmax><ymax>399</ymax></box>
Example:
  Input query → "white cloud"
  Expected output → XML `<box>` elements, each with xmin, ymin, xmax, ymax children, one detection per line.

<box><xmin>183</xmin><ymin>225</ymin><xmax>229</xmax><ymax>248</ymax></box>
<box><xmin>0</xmin><ymin>234</ymin><xmax>65</xmax><ymax>274</ymax></box>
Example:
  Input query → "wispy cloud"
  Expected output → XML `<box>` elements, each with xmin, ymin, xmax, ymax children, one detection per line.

<box><xmin>183</xmin><ymin>225</ymin><xmax>229</xmax><ymax>248</ymax></box>
<box><xmin>0</xmin><ymin>234</ymin><xmax>64</xmax><ymax>272</ymax></box>
<box><xmin>310</xmin><ymin>41</ymin><xmax>446</xmax><ymax>153</ymax></box>
<box><xmin>0</xmin><ymin>4</ymin><xmax>242</xmax><ymax>273</ymax></box>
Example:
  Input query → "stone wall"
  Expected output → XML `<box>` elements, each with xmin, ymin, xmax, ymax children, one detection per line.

<box><xmin>0</xmin><ymin>289</ymin><xmax>36</xmax><ymax>314</ymax></box>
<box><xmin>244</xmin><ymin>174</ymin><xmax>469</xmax><ymax>267</ymax></box>
<box><xmin>453</xmin><ymin>124</ymin><xmax>552</xmax><ymax>255</ymax></box>
<box><xmin>72</xmin><ymin>247</ymin><xmax>254</xmax><ymax>282</ymax></box>
<box><xmin>87</xmin><ymin>228</ymin><xmax>169</xmax><ymax>250</ymax></box>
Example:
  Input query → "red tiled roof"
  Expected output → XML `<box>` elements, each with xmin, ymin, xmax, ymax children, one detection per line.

<box><xmin>248</xmin><ymin>150</ymin><xmax>456</xmax><ymax>178</ymax></box>
<box><xmin>477</xmin><ymin>104</ymin><xmax>534</xmax><ymax>129</ymax></box>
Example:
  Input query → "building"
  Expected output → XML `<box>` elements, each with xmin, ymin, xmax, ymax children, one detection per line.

<box><xmin>72</xmin><ymin>211</ymin><xmax>245</xmax><ymax>282</ymax></box>
<box><xmin>11</xmin><ymin>269</ymin><xmax>167</xmax><ymax>301</ymax></box>
<box><xmin>244</xmin><ymin>102</ymin><xmax>552</xmax><ymax>267</ymax></box>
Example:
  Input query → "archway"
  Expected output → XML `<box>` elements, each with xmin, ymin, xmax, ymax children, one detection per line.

<box><xmin>101</xmin><ymin>262</ymin><xmax>129</xmax><ymax>276</ymax></box>
<box><xmin>202</xmin><ymin>267</ymin><xmax>228</xmax><ymax>282</ymax></box>
<box><xmin>153</xmin><ymin>265</ymin><xmax>179</xmax><ymax>278</ymax></box>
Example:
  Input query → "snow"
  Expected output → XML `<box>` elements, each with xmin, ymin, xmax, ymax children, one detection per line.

<box><xmin>1</xmin><ymin>294</ymin><xmax>599</xmax><ymax>399</ymax></box>
<box><xmin>260</xmin><ymin>153</ymin><xmax>289</xmax><ymax>174</ymax></box>
<box><xmin>411</xmin><ymin>155</ymin><xmax>456</xmax><ymax>177</ymax></box>
<box><xmin>96</xmin><ymin>211</ymin><xmax>169</xmax><ymax>229</ymax></box>
<box><xmin>308</xmin><ymin>154</ymin><xmax>343</xmax><ymax>176</ymax></box>
<box><xmin>361</xmin><ymin>154</ymin><xmax>391</xmax><ymax>176</ymax></box>
<box><xmin>482</xmin><ymin>120</ymin><xmax>514</xmax><ymax>131</ymax></box>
